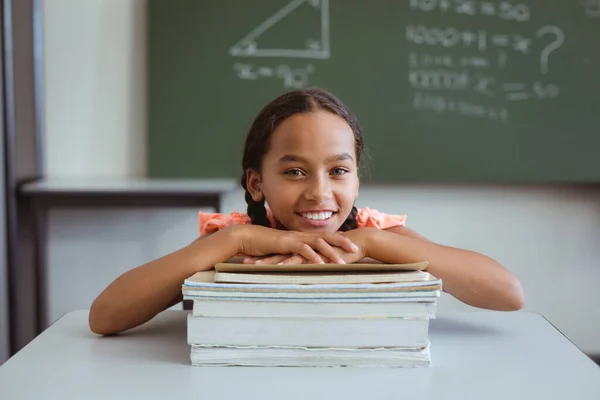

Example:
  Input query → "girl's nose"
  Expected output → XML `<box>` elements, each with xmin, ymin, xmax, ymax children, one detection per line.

<box><xmin>304</xmin><ymin>175</ymin><xmax>332</xmax><ymax>203</ymax></box>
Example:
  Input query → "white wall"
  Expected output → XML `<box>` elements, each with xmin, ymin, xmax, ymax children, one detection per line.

<box><xmin>43</xmin><ymin>0</ymin><xmax>146</xmax><ymax>178</ymax></box>
<box><xmin>42</xmin><ymin>0</ymin><xmax>600</xmax><ymax>355</ymax></box>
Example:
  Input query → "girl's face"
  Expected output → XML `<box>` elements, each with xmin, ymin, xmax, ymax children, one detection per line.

<box><xmin>247</xmin><ymin>110</ymin><xmax>360</xmax><ymax>232</ymax></box>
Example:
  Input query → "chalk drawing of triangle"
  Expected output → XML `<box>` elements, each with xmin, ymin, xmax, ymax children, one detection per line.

<box><xmin>229</xmin><ymin>0</ymin><xmax>330</xmax><ymax>59</ymax></box>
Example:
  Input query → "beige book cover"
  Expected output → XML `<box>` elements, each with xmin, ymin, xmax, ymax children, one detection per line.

<box><xmin>214</xmin><ymin>270</ymin><xmax>431</xmax><ymax>285</ymax></box>
<box><xmin>214</xmin><ymin>257</ymin><xmax>429</xmax><ymax>273</ymax></box>
<box><xmin>184</xmin><ymin>270</ymin><xmax>442</xmax><ymax>293</ymax></box>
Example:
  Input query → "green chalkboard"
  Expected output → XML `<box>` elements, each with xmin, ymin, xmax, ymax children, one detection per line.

<box><xmin>148</xmin><ymin>0</ymin><xmax>600</xmax><ymax>182</ymax></box>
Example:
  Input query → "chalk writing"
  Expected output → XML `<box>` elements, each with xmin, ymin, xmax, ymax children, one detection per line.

<box><xmin>473</xmin><ymin>75</ymin><xmax>496</xmax><ymax>97</ymax></box>
<box><xmin>491</xmin><ymin>33</ymin><xmax>532</xmax><ymax>53</ymax></box>
<box><xmin>406</xmin><ymin>25</ymin><xmax>487</xmax><ymax>50</ymax></box>
<box><xmin>409</xmin><ymin>69</ymin><xmax>472</xmax><ymax>91</ymax></box>
<box><xmin>580</xmin><ymin>0</ymin><xmax>600</xmax><ymax>17</ymax></box>
<box><xmin>461</xmin><ymin>56</ymin><xmax>490</xmax><ymax>68</ymax></box>
<box><xmin>234</xmin><ymin>63</ymin><xmax>315</xmax><ymax>88</ymax></box>
<box><xmin>406</xmin><ymin>24</ymin><xmax>563</xmax><ymax>56</ymax></box>
<box><xmin>409</xmin><ymin>0</ymin><xmax>531</xmax><ymax>22</ymax></box>
<box><xmin>502</xmin><ymin>82</ymin><xmax>560</xmax><ymax>101</ymax></box>
<box><xmin>405</xmin><ymin>6</ymin><xmax>569</xmax><ymax>123</ymax></box>
<box><xmin>409</xmin><ymin>67</ymin><xmax>561</xmax><ymax>100</ymax></box>
<box><xmin>410</xmin><ymin>52</ymin><xmax>496</xmax><ymax>69</ymax></box>
<box><xmin>412</xmin><ymin>92</ymin><xmax>509</xmax><ymax>122</ymax></box>
<box><xmin>536</xmin><ymin>26</ymin><xmax>565</xmax><ymax>73</ymax></box>
<box><xmin>409</xmin><ymin>52</ymin><xmax>454</xmax><ymax>68</ymax></box>
<box><xmin>407</xmin><ymin>24</ymin><xmax>565</xmax><ymax>71</ymax></box>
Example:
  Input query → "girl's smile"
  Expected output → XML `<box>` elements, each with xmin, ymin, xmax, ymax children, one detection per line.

<box><xmin>296</xmin><ymin>210</ymin><xmax>338</xmax><ymax>228</ymax></box>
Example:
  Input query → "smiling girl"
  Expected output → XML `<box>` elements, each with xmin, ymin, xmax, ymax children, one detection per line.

<box><xmin>89</xmin><ymin>88</ymin><xmax>524</xmax><ymax>335</ymax></box>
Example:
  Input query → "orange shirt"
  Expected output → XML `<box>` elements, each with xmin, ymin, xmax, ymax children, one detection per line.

<box><xmin>198</xmin><ymin>207</ymin><xmax>406</xmax><ymax>235</ymax></box>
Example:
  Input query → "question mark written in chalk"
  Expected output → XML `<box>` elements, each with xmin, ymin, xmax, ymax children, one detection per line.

<box><xmin>536</xmin><ymin>26</ymin><xmax>565</xmax><ymax>74</ymax></box>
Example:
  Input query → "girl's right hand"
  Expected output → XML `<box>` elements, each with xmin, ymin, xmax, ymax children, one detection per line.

<box><xmin>229</xmin><ymin>225</ymin><xmax>359</xmax><ymax>264</ymax></box>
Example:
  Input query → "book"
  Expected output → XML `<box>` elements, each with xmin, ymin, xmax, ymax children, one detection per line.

<box><xmin>189</xmin><ymin>298</ymin><xmax>437</xmax><ymax>319</ymax></box>
<box><xmin>187</xmin><ymin>314</ymin><xmax>430</xmax><ymax>348</ymax></box>
<box><xmin>185</xmin><ymin>270</ymin><xmax>441</xmax><ymax>290</ymax></box>
<box><xmin>214</xmin><ymin>270</ymin><xmax>431</xmax><ymax>285</ymax></box>
<box><xmin>183</xmin><ymin>290</ymin><xmax>441</xmax><ymax>300</ymax></box>
<box><xmin>214</xmin><ymin>259</ymin><xmax>429</xmax><ymax>273</ymax></box>
<box><xmin>182</xmin><ymin>270</ymin><xmax>442</xmax><ymax>299</ymax></box>
<box><xmin>190</xmin><ymin>344</ymin><xmax>431</xmax><ymax>367</ymax></box>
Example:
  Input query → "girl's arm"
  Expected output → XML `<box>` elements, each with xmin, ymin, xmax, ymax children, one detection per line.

<box><xmin>353</xmin><ymin>226</ymin><xmax>525</xmax><ymax>311</ymax></box>
<box><xmin>88</xmin><ymin>229</ymin><xmax>239</xmax><ymax>335</ymax></box>
<box><xmin>89</xmin><ymin>224</ymin><xmax>357</xmax><ymax>335</ymax></box>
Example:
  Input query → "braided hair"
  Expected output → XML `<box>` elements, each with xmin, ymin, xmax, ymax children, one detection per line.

<box><xmin>240</xmin><ymin>88</ymin><xmax>364</xmax><ymax>231</ymax></box>
<box><xmin>239</xmin><ymin>173</ymin><xmax>270</xmax><ymax>227</ymax></box>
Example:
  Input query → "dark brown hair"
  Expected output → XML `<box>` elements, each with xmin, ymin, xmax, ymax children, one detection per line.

<box><xmin>240</xmin><ymin>87</ymin><xmax>364</xmax><ymax>231</ymax></box>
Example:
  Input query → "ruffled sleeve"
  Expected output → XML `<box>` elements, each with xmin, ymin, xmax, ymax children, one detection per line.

<box><xmin>198</xmin><ymin>211</ymin><xmax>251</xmax><ymax>235</ymax></box>
<box><xmin>355</xmin><ymin>207</ymin><xmax>406</xmax><ymax>230</ymax></box>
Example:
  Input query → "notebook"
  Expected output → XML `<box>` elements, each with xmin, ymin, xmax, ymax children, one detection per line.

<box><xmin>214</xmin><ymin>258</ymin><xmax>429</xmax><ymax>273</ymax></box>
<box><xmin>188</xmin><ymin>297</ymin><xmax>437</xmax><ymax>318</ymax></box>
<box><xmin>214</xmin><ymin>270</ymin><xmax>431</xmax><ymax>284</ymax></box>
<box><xmin>185</xmin><ymin>270</ymin><xmax>441</xmax><ymax>290</ymax></box>
<box><xmin>187</xmin><ymin>314</ymin><xmax>431</xmax><ymax>348</ymax></box>
<box><xmin>189</xmin><ymin>344</ymin><xmax>432</xmax><ymax>368</ymax></box>
<box><xmin>182</xmin><ymin>270</ymin><xmax>442</xmax><ymax>300</ymax></box>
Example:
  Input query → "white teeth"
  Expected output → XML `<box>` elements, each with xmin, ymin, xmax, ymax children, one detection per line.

<box><xmin>302</xmin><ymin>211</ymin><xmax>333</xmax><ymax>220</ymax></box>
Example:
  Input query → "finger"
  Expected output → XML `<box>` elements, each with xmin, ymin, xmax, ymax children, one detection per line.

<box><xmin>338</xmin><ymin>237</ymin><xmax>359</xmax><ymax>253</ymax></box>
<box><xmin>310</xmin><ymin>237</ymin><xmax>345</xmax><ymax>264</ymax></box>
<box><xmin>243</xmin><ymin>256</ymin><xmax>259</xmax><ymax>264</ymax></box>
<box><xmin>257</xmin><ymin>254</ymin><xmax>289</xmax><ymax>265</ymax></box>
<box><xmin>294</xmin><ymin>243</ymin><xmax>324</xmax><ymax>264</ymax></box>
<box><xmin>278</xmin><ymin>254</ymin><xmax>305</xmax><ymax>265</ymax></box>
<box><xmin>318</xmin><ymin>253</ymin><xmax>333</xmax><ymax>264</ymax></box>
<box><xmin>322</xmin><ymin>232</ymin><xmax>359</xmax><ymax>253</ymax></box>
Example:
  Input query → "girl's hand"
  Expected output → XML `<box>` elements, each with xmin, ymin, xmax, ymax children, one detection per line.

<box><xmin>339</xmin><ymin>227</ymin><xmax>375</xmax><ymax>256</ymax></box>
<box><xmin>231</xmin><ymin>225</ymin><xmax>359</xmax><ymax>265</ymax></box>
<box><xmin>244</xmin><ymin>227</ymin><xmax>374</xmax><ymax>265</ymax></box>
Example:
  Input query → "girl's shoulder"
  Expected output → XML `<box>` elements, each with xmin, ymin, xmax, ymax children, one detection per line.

<box><xmin>199</xmin><ymin>207</ymin><xmax>406</xmax><ymax>235</ymax></box>
<box><xmin>355</xmin><ymin>207</ymin><xmax>407</xmax><ymax>230</ymax></box>
<box><xmin>198</xmin><ymin>209</ymin><xmax>276</xmax><ymax>235</ymax></box>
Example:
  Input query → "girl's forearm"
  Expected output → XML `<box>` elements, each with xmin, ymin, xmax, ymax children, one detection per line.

<box><xmin>366</xmin><ymin>229</ymin><xmax>524</xmax><ymax>311</ymax></box>
<box><xmin>88</xmin><ymin>229</ymin><xmax>238</xmax><ymax>335</ymax></box>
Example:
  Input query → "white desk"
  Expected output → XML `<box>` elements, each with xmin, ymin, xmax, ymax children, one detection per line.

<box><xmin>1</xmin><ymin>310</ymin><xmax>599</xmax><ymax>399</ymax></box>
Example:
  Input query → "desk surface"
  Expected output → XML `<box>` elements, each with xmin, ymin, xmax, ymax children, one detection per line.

<box><xmin>19</xmin><ymin>178</ymin><xmax>238</xmax><ymax>196</ymax></box>
<box><xmin>1</xmin><ymin>310</ymin><xmax>598</xmax><ymax>399</ymax></box>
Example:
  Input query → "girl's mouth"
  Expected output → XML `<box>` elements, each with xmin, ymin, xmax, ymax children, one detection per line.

<box><xmin>296</xmin><ymin>211</ymin><xmax>337</xmax><ymax>227</ymax></box>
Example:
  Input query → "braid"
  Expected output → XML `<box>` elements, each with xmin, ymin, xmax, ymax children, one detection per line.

<box><xmin>240</xmin><ymin>174</ymin><xmax>270</xmax><ymax>228</ymax></box>
<box><xmin>339</xmin><ymin>206</ymin><xmax>359</xmax><ymax>232</ymax></box>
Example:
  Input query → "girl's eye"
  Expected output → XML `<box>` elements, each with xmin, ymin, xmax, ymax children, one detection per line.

<box><xmin>331</xmin><ymin>168</ymin><xmax>348</xmax><ymax>176</ymax></box>
<box><xmin>284</xmin><ymin>169</ymin><xmax>304</xmax><ymax>177</ymax></box>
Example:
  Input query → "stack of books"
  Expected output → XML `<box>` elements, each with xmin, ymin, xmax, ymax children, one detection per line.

<box><xmin>182</xmin><ymin>258</ymin><xmax>442</xmax><ymax>367</ymax></box>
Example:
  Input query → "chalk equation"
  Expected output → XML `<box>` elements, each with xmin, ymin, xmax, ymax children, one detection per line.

<box><xmin>412</xmin><ymin>92</ymin><xmax>509</xmax><ymax>123</ymax></box>
<box><xmin>406</xmin><ymin>25</ymin><xmax>565</xmax><ymax>74</ymax></box>
<box><xmin>580</xmin><ymin>0</ymin><xmax>600</xmax><ymax>17</ymax></box>
<box><xmin>410</xmin><ymin>0</ymin><xmax>531</xmax><ymax>22</ymax></box>
<box><xmin>409</xmin><ymin>69</ymin><xmax>560</xmax><ymax>101</ymax></box>
<box><xmin>234</xmin><ymin>63</ymin><xmax>315</xmax><ymax>88</ymax></box>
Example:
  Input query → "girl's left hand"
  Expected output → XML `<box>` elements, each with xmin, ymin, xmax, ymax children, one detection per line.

<box><xmin>243</xmin><ymin>228</ymin><xmax>374</xmax><ymax>265</ymax></box>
